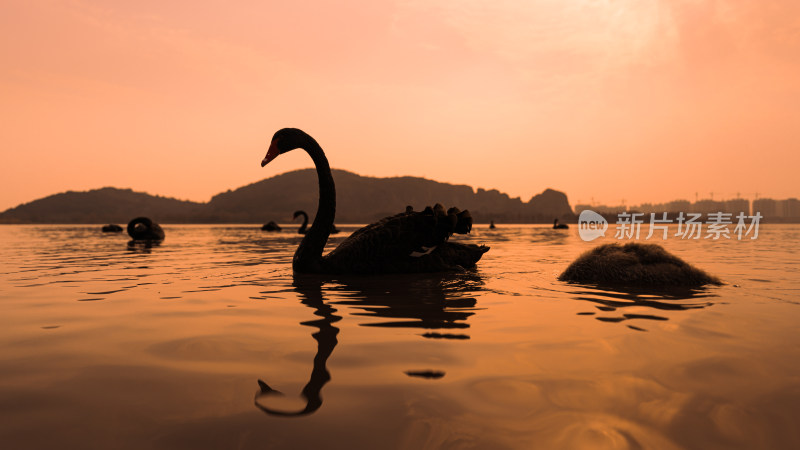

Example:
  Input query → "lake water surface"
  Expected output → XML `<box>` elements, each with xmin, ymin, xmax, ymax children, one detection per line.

<box><xmin>1</xmin><ymin>224</ymin><xmax>799</xmax><ymax>449</ymax></box>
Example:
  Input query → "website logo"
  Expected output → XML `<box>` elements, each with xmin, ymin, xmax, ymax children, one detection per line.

<box><xmin>578</xmin><ymin>210</ymin><xmax>608</xmax><ymax>241</ymax></box>
<box><xmin>576</xmin><ymin>210</ymin><xmax>761</xmax><ymax>241</ymax></box>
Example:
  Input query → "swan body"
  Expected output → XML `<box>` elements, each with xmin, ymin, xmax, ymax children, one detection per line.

<box><xmin>553</xmin><ymin>219</ymin><xmax>569</xmax><ymax>229</ymax></box>
<box><xmin>102</xmin><ymin>224</ymin><xmax>123</xmax><ymax>233</ymax></box>
<box><xmin>127</xmin><ymin>217</ymin><xmax>165</xmax><ymax>241</ymax></box>
<box><xmin>262</xmin><ymin>221</ymin><xmax>281</xmax><ymax>232</ymax></box>
<box><xmin>559</xmin><ymin>243</ymin><xmax>720</xmax><ymax>287</ymax></box>
<box><xmin>261</xmin><ymin>128</ymin><xmax>489</xmax><ymax>274</ymax></box>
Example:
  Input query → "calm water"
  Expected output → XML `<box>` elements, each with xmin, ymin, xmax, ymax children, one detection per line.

<box><xmin>1</xmin><ymin>224</ymin><xmax>799</xmax><ymax>449</ymax></box>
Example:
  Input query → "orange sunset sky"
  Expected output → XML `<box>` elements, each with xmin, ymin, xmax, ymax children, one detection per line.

<box><xmin>1</xmin><ymin>0</ymin><xmax>798</xmax><ymax>212</ymax></box>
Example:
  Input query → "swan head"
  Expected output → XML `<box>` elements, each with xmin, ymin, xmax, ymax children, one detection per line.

<box><xmin>262</xmin><ymin>128</ymin><xmax>310</xmax><ymax>167</ymax></box>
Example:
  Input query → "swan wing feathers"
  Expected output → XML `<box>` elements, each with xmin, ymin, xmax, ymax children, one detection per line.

<box><xmin>322</xmin><ymin>204</ymin><xmax>486</xmax><ymax>273</ymax></box>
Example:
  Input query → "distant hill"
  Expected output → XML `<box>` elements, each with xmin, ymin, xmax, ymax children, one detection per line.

<box><xmin>0</xmin><ymin>169</ymin><xmax>575</xmax><ymax>224</ymax></box>
<box><xmin>0</xmin><ymin>188</ymin><xmax>206</xmax><ymax>224</ymax></box>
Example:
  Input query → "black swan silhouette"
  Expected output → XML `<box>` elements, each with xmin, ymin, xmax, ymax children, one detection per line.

<box><xmin>293</xmin><ymin>210</ymin><xmax>309</xmax><ymax>234</ymax></box>
<box><xmin>294</xmin><ymin>210</ymin><xmax>340</xmax><ymax>235</ymax></box>
<box><xmin>102</xmin><ymin>224</ymin><xmax>122</xmax><ymax>233</ymax></box>
<box><xmin>126</xmin><ymin>217</ymin><xmax>165</xmax><ymax>241</ymax></box>
<box><xmin>553</xmin><ymin>219</ymin><xmax>569</xmax><ymax>229</ymax></box>
<box><xmin>559</xmin><ymin>243</ymin><xmax>721</xmax><ymax>287</ymax></box>
<box><xmin>261</xmin><ymin>221</ymin><xmax>281</xmax><ymax>232</ymax></box>
<box><xmin>261</xmin><ymin>128</ymin><xmax>489</xmax><ymax>274</ymax></box>
<box><xmin>489</xmin><ymin>220</ymin><xmax>496</xmax><ymax>230</ymax></box>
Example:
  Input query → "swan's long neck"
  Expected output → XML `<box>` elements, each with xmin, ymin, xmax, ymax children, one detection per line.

<box><xmin>299</xmin><ymin>212</ymin><xmax>309</xmax><ymax>232</ymax></box>
<box><xmin>293</xmin><ymin>139</ymin><xmax>335</xmax><ymax>272</ymax></box>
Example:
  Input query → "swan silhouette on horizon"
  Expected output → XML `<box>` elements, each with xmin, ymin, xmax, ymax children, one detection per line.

<box><xmin>294</xmin><ymin>210</ymin><xmax>309</xmax><ymax>234</ymax></box>
<box><xmin>294</xmin><ymin>210</ymin><xmax>340</xmax><ymax>235</ymax></box>
<box><xmin>261</xmin><ymin>128</ymin><xmax>489</xmax><ymax>274</ymax></box>
<box><xmin>262</xmin><ymin>221</ymin><xmax>281</xmax><ymax>232</ymax></box>
<box><xmin>127</xmin><ymin>217</ymin><xmax>165</xmax><ymax>241</ymax></box>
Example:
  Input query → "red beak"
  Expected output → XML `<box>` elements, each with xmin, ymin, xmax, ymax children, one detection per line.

<box><xmin>261</xmin><ymin>141</ymin><xmax>280</xmax><ymax>167</ymax></box>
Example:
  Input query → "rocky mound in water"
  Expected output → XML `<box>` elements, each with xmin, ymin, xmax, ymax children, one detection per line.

<box><xmin>559</xmin><ymin>243</ymin><xmax>721</xmax><ymax>287</ymax></box>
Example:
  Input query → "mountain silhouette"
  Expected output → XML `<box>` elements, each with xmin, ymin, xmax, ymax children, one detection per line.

<box><xmin>0</xmin><ymin>169</ymin><xmax>575</xmax><ymax>224</ymax></box>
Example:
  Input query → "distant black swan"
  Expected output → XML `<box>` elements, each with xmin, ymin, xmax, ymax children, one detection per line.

<box><xmin>294</xmin><ymin>210</ymin><xmax>309</xmax><ymax>234</ymax></box>
<box><xmin>559</xmin><ymin>243</ymin><xmax>721</xmax><ymax>287</ymax></box>
<box><xmin>553</xmin><ymin>219</ymin><xmax>569</xmax><ymax>229</ymax></box>
<box><xmin>261</xmin><ymin>128</ymin><xmax>489</xmax><ymax>274</ymax></box>
<box><xmin>294</xmin><ymin>210</ymin><xmax>340</xmax><ymax>235</ymax></box>
<box><xmin>127</xmin><ymin>217</ymin><xmax>165</xmax><ymax>241</ymax></box>
<box><xmin>261</xmin><ymin>221</ymin><xmax>281</xmax><ymax>232</ymax></box>
<box><xmin>102</xmin><ymin>224</ymin><xmax>122</xmax><ymax>233</ymax></box>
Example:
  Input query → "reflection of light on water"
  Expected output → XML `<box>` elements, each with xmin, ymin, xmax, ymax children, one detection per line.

<box><xmin>402</xmin><ymin>374</ymin><xmax>689</xmax><ymax>449</ymax></box>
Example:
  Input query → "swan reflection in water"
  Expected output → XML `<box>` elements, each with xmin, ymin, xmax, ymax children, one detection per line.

<box><xmin>330</xmin><ymin>272</ymin><xmax>484</xmax><ymax>339</ymax></box>
<box><xmin>254</xmin><ymin>272</ymin><xmax>485</xmax><ymax>417</ymax></box>
<box><xmin>126</xmin><ymin>239</ymin><xmax>162</xmax><ymax>253</ymax></box>
<box><xmin>254</xmin><ymin>277</ymin><xmax>341</xmax><ymax>417</ymax></box>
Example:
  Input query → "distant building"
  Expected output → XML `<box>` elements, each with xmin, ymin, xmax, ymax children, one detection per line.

<box><xmin>753</xmin><ymin>198</ymin><xmax>779</xmax><ymax>217</ymax></box>
<box><xmin>573</xmin><ymin>204</ymin><xmax>624</xmax><ymax>215</ymax></box>
<box><xmin>574</xmin><ymin>196</ymin><xmax>797</xmax><ymax>222</ymax></box>
<box><xmin>779</xmin><ymin>198</ymin><xmax>800</xmax><ymax>218</ymax></box>
<box><xmin>725</xmin><ymin>198</ymin><xmax>750</xmax><ymax>216</ymax></box>
<box><xmin>666</xmin><ymin>200</ymin><xmax>691</xmax><ymax>212</ymax></box>
<box><xmin>692</xmin><ymin>199</ymin><xmax>726</xmax><ymax>214</ymax></box>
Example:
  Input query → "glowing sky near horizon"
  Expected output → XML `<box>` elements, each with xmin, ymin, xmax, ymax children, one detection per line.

<box><xmin>1</xmin><ymin>0</ymin><xmax>798</xmax><ymax>211</ymax></box>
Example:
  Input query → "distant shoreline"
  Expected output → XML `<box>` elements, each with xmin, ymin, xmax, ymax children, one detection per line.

<box><xmin>3</xmin><ymin>220</ymin><xmax>800</xmax><ymax>225</ymax></box>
